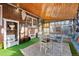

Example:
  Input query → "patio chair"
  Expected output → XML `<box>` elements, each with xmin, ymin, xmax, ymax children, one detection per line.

<box><xmin>39</xmin><ymin>35</ymin><xmax>52</xmax><ymax>55</ymax></box>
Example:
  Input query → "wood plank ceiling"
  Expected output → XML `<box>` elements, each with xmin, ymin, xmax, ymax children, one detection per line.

<box><xmin>15</xmin><ymin>3</ymin><xmax>78</xmax><ymax>21</ymax></box>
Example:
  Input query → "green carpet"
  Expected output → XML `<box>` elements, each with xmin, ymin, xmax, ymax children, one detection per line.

<box><xmin>69</xmin><ymin>42</ymin><xmax>79</xmax><ymax>56</ymax></box>
<box><xmin>0</xmin><ymin>38</ymin><xmax>39</xmax><ymax>56</ymax></box>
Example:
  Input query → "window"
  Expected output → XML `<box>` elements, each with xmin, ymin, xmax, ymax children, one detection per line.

<box><xmin>33</xmin><ymin>18</ymin><xmax>38</xmax><ymax>26</ymax></box>
<box><xmin>26</xmin><ymin>16</ymin><xmax>32</xmax><ymax>27</ymax></box>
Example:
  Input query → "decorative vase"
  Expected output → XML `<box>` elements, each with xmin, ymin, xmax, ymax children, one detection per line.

<box><xmin>9</xmin><ymin>25</ymin><xmax>15</xmax><ymax>30</ymax></box>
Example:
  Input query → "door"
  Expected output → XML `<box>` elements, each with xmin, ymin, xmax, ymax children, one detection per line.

<box><xmin>0</xmin><ymin>5</ymin><xmax>3</xmax><ymax>49</ymax></box>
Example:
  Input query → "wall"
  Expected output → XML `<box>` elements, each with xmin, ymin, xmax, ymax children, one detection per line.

<box><xmin>0</xmin><ymin>3</ymin><xmax>39</xmax><ymax>45</ymax></box>
<box><xmin>0</xmin><ymin>3</ymin><xmax>22</xmax><ymax>21</ymax></box>
<box><xmin>0</xmin><ymin>3</ymin><xmax>22</xmax><ymax>47</ymax></box>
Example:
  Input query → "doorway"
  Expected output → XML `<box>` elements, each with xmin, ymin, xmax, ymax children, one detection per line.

<box><xmin>0</xmin><ymin>5</ymin><xmax>3</xmax><ymax>49</ymax></box>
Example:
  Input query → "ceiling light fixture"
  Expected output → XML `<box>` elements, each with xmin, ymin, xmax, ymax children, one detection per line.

<box><xmin>16</xmin><ymin>3</ymin><xmax>20</xmax><ymax>13</ymax></box>
<box><xmin>21</xmin><ymin>10</ymin><xmax>27</xmax><ymax>21</ymax></box>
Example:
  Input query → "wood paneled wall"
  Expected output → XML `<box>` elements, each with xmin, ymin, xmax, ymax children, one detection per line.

<box><xmin>0</xmin><ymin>3</ymin><xmax>39</xmax><ymax>23</ymax></box>
<box><xmin>0</xmin><ymin>3</ymin><xmax>22</xmax><ymax>45</ymax></box>
<box><xmin>0</xmin><ymin>3</ymin><xmax>22</xmax><ymax>22</ymax></box>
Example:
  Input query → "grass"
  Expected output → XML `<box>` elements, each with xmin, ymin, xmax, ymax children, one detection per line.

<box><xmin>69</xmin><ymin>42</ymin><xmax>79</xmax><ymax>56</ymax></box>
<box><xmin>0</xmin><ymin>38</ymin><xmax>39</xmax><ymax>56</ymax></box>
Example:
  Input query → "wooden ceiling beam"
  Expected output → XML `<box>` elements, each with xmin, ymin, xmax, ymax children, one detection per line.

<box><xmin>9</xmin><ymin>3</ymin><xmax>79</xmax><ymax>21</ymax></box>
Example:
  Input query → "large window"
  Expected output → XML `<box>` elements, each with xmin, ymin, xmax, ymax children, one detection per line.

<box><xmin>26</xmin><ymin>16</ymin><xmax>32</xmax><ymax>27</ymax></box>
<box><xmin>50</xmin><ymin>20</ymin><xmax>73</xmax><ymax>34</ymax></box>
<box><xmin>43</xmin><ymin>23</ymin><xmax>50</xmax><ymax>35</ymax></box>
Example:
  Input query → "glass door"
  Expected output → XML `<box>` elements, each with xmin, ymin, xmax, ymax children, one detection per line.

<box><xmin>0</xmin><ymin>5</ymin><xmax>3</xmax><ymax>49</ymax></box>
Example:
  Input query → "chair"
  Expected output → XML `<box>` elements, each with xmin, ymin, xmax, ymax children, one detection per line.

<box><xmin>39</xmin><ymin>35</ymin><xmax>52</xmax><ymax>55</ymax></box>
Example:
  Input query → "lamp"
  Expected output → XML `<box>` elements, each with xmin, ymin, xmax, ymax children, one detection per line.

<box><xmin>16</xmin><ymin>8</ymin><xmax>20</xmax><ymax>13</ymax></box>
<box><xmin>21</xmin><ymin>10</ymin><xmax>26</xmax><ymax>20</ymax></box>
<box><xmin>15</xmin><ymin>3</ymin><xmax>20</xmax><ymax>13</ymax></box>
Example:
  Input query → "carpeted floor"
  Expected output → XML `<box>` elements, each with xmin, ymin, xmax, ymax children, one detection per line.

<box><xmin>0</xmin><ymin>38</ymin><xmax>39</xmax><ymax>56</ymax></box>
<box><xmin>20</xmin><ymin>41</ymin><xmax>71</xmax><ymax>56</ymax></box>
